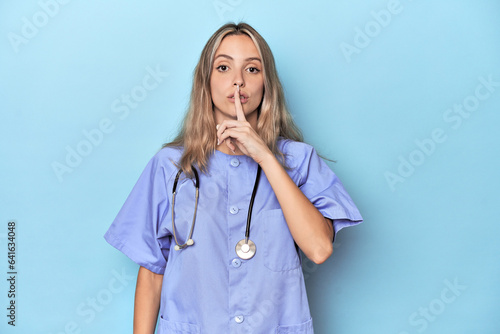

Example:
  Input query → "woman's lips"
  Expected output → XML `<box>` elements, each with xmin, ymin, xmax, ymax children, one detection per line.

<box><xmin>228</xmin><ymin>95</ymin><xmax>248</xmax><ymax>103</ymax></box>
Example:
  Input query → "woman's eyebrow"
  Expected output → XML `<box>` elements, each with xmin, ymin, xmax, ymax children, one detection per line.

<box><xmin>214</xmin><ymin>54</ymin><xmax>262</xmax><ymax>62</ymax></box>
<box><xmin>246</xmin><ymin>57</ymin><xmax>262</xmax><ymax>63</ymax></box>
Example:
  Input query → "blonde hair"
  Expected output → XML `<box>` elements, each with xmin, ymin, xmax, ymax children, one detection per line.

<box><xmin>164</xmin><ymin>22</ymin><xmax>303</xmax><ymax>176</ymax></box>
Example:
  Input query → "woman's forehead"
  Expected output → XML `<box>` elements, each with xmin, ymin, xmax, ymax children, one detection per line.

<box><xmin>214</xmin><ymin>34</ymin><xmax>261</xmax><ymax>60</ymax></box>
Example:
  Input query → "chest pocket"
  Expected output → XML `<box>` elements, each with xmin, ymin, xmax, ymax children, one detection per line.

<box><xmin>277</xmin><ymin>318</ymin><xmax>314</xmax><ymax>333</ymax></box>
<box><xmin>159</xmin><ymin>316</ymin><xmax>200</xmax><ymax>334</ymax></box>
<box><xmin>262</xmin><ymin>209</ymin><xmax>301</xmax><ymax>272</ymax></box>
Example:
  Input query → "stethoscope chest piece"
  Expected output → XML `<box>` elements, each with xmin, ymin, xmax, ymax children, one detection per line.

<box><xmin>235</xmin><ymin>239</ymin><xmax>256</xmax><ymax>260</ymax></box>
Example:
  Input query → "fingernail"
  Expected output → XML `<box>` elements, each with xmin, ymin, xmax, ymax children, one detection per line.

<box><xmin>217</xmin><ymin>138</ymin><xmax>220</xmax><ymax>145</ymax></box>
<box><xmin>216</xmin><ymin>124</ymin><xmax>219</xmax><ymax>130</ymax></box>
<box><xmin>237</xmin><ymin>85</ymin><xmax>240</xmax><ymax>92</ymax></box>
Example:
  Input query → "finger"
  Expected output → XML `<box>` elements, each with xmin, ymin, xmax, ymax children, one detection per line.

<box><xmin>219</xmin><ymin>128</ymin><xmax>254</xmax><ymax>157</ymax></box>
<box><xmin>218</xmin><ymin>120</ymin><xmax>250</xmax><ymax>131</ymax></box>
<box><xmin>217</xmin><ymin>123</ymin><xmax>228</xmax><ymax>145</ymax></box>
<box><xmin>216</xmin><ymin>124</ymin><xmax>220</xmax><ymax>145</ymax></box>
<box><xmin>234</xmin><ymin>85</ymin><xmax>246</xmax><ymax>122</ymax></box>
<box><xmin>217</xmin><ymin>119</ymin><xmax>251</xmax><ymax>145</ymax></box>
<box><xmin>226</xmin><ymin>138</ymin><xmax>236</xmax><ymax>154</ymax></box>
<box><xmin>218</xmin><ymin>124</ymin><xmax>249</xmax><ymax>144</ymax></box>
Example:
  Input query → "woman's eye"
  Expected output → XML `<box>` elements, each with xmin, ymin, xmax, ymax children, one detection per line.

<box><xmin>247</xmin><ymin>67</ymin><xmax>260</xmax><ymax>73</ymax></box>
<box><xmin>216</xmin><ymin>65</ymin><xmax>228</xmax><ymax>72</ymax></box>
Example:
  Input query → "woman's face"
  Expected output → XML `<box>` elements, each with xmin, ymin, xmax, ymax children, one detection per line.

<box><xmin>210</xmin><ymin>34</ymin><xmax>264</xmax><ymax>126</ymax></box>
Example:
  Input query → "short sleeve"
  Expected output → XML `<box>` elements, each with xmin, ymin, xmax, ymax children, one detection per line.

<box><xmin>104</xmin><ymin>153</ymin><xmax>172</xmax><ymax>274</ymax></box>
<box><xmin>285</xmin><ymin>141</ymin><xmax>363</xmax><ymax>235</ymax></box>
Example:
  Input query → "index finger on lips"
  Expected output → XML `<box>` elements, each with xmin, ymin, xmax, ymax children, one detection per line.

<box><xmin>234</xmin><ymin>85</ymin><xmax>246</xmax><ymax>122</ymax></box>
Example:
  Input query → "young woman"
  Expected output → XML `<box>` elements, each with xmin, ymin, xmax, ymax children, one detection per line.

<box><xmin>104</xmin><ymin>22</ymin><xmax>362</xmax><ymax>334</ymax></box>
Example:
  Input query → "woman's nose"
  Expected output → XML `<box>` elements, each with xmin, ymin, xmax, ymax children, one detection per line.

<box><xmin>233</xmin><ymin>72</ymin><xmax>244</xmax><ymax>87</ymax></box>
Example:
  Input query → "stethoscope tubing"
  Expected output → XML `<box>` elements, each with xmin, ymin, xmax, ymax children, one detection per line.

<box><xmin>171</xmin><ymin>164</ymin><xmax>261</xmax><ymax>259</ymax></box>
<box><xmin>171</xmin><ymin>167</ymin><xmax>199</xmax><ymax>250</ymax></box>
<box><xmin>245</xmin><ymin>165</ymin><xmax>261</xmax><ymax>242</ymax></box>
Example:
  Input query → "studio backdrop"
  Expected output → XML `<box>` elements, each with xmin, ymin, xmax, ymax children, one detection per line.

<box><xmin>1</xmin><ymin>0</ymin><xmax>499</xmax><ymax>333</ymax></box>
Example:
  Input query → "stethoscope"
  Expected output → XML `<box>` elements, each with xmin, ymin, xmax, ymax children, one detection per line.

<box><xmin>171</xmin><ymin>165</ymin><xmax>262</xmax><ymax>260</ymax></box>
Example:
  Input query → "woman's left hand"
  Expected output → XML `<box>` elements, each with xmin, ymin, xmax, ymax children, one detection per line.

<box><xmin>216</xmin><ymin>85</ymin><xmax>272</xmax><ymax>165</ymax></box>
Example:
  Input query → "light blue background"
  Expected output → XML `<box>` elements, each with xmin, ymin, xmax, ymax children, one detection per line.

<box><xmin>1</xmin><ymin>0</ymin><xmax>499</xmax><ymax>333</ymax></box>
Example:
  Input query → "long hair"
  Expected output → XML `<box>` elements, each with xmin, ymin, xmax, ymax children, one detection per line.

<box><xmin>163</xmin><ymin>22</ymin><xmax>303</xmax><ymax>176</ymax></box>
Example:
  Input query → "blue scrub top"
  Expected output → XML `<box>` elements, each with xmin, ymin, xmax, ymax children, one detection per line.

<box><xmin>104</xmin><ymin>139</ymin><xmax>363</xmax><ymax>333</ymax></box>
